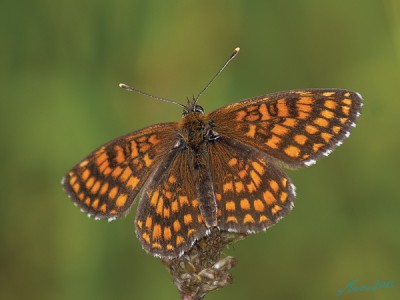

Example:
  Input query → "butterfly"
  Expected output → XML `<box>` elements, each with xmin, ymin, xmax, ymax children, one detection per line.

<box><xmin>62</xmin><ymin>48</ymin><xmax>363</xmax><ymax>258</ymax></box>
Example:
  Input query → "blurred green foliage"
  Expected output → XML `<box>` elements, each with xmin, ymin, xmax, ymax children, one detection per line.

<box><xmin>1</xmin><ymin>1</ymin><xmax>399</xmax><ymax>299</ymax></box>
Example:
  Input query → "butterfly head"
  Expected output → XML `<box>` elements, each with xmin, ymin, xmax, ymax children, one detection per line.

<box><xmin>182</xmin><ymin>96</ymin><xmax>204</xmax><ymax>117</ymax></box>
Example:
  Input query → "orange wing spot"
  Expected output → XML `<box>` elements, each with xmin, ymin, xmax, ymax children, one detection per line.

<box><xmin>297</xmin><ymin>111</ymin><xmax>310</xmax><ymax>120</ymax></box>
<box><xmin>150</xmin><ymin>190</ymin><xmax>159</xmax><ymax>207</ymax></box>
<box><xmin>111</xmin><ymin>166</ymin><xmax>123</xmax><ymax>178</ymax></box>
<box><xmin>130</xmin><ymin>141</ymin><xmax>139</xmax><ymax>158</ymax></box>
<box><xmin>139</xmin><ymin>143</ymin><xmax>150</xmax><ymax>152</ymax></box>
<box><xmin>137</xmin><ymin>220</ymin><xmax>143</xmax><ymax>229</ymax></box>
<box><xmin>191</xmin><ymin>199</ymin><xmax>199</xmax><ymax>208</ymax></box>
<box><xmin>171</xmin><ymin>200</ymin><xmax>179</xmax><ymax>212</ymax></box>
<box><xmin>250</xmin><ymin>170</ymin><xmax>262</xmax><ymax>187</ymax></box>
<box><xmin>254</xmin><ymin>199</ymin><xmax>265</xmax><ymax>212</ymax></box>
<box><xmin>100</xmin><ymin>203</ymin><xmax>107</xmax><ymax>213</ymax></box>
<box><xmin>296</xmin><ymin>103</ymin><xmax>313</xmax><ymax>113</ymax></box>
<box><xmin>266</xmin><ymin>135</ymin><xmax>282</xmax><ymax>149</ymax></box>
<box><xmin>145</xmin><ymin>216</ymin><xmax>152</xmax><ymax>229</ymax></box>
<box><xmin>119</xmin><ymin>167</ymin><xmax>132</xmax><ymax>182</ymax></box>
<box><xmin>225</xmin><ymin>201</ymin><xmax>236</xmax><ymax>211</ymax></box>
<box><xmin>240</xmin><ymin>198</ymin><xmax>251</xmax><ymax>210</ymax></box>
<box><xmin>215</xmin><ymin>193</ymin><xmax>222</xmax><ymax>201</ymax></box>
<box><xmin>243</xmin><ymin>214</ymin><xmax>255</xmax><ymax>224</ymax></box>
<box><xmin>251</xmin><ymin>161</ymin><xmax>265</xmax><ymax>175</ymax></box>
<box><xmin>305</xmin><ymin>125</ymin><xmax>319</xmax><ymax>134</ymax></box>
<box><xmin>227</xmin><ymin>216</ymin><xmax>238</xmax><ymax>223</ymax></box>
<box><xmin>91</xmin><ymin>198</ymin><xmax>99</xmax><ymax>209</ymax></box>
<box><xmin>127</xmin><ymin>176</ymin><xmax>140</xmax><ymax>190</ymax></box>
<box><xmin>84</xmin><ymin>197</ymin><xmax>91</xmax><ymax>206</ymax></box>
<box><xmin>148</xmin><ymin>134</ymin><xmax>160</xmax><ymax>145</ymax></box>
<box><xmin>137</xmin><ymin>136</ymin><xmax>147</xmax><ymax>142</ymax></box>
<box><xmin>281</xmin><ymin>178</ymin><xmax>287</xmax><ymax>187</ymax></box>
<box><xmin>344</xmin><ymin>92</ymin><xmax>351</xmax><ymax>97</ymax></box>
<box><xmin>245</xmin><ymin>124</ymin><xmax>257</xmax><ymax>138</ymax></box>
<box><xmin>322</xmin><ymin>92</ymin><xmax>336</xmax><ymax>97</ymax></box>
<box><xmin>143</xmin><ymin>153</ymin><xmax>153</xmax><ymax>167</ymax></box>
<box><xmin>91</xmin><ymin>180</ymin><xmax>101</xmax><ymax>194</ymax></box>
<box><xmin>236</xmin><ymin>110</ymin><xmax>247</xmax><ymax>121</ymax></box>
<box><xmin>313</xmin><ymin>117</ymin><xmax>329</xmax><ymax>128</ymax></box>
<box><xmin>342</xmin><ymin>98</ymin><xmax>352</xmax><ymax>106</ymax></box>
<box><xmin>69</xmin><ymin>175</ymin><xmax>77</xmax><ymax>186</ymax></box>
<box><xmin>247</xmin><ymin>181</ymin><xmax>257</xmax><ymax>193</ymax></box>
<box><xmin>297</xmin><ymin>97</ymin><xmax>314</xmax><ymax>105</ymax></box>
<box><xmin>223</xmin><ymin>181</ymin><xmax>234</xmax><ymax>192</ymax></box>
<box><xmin>263</xmin><ymin>190</ymin><xmax>277</xmax><ymax>205</ymax></box>
<box><xmin>228</xmin><ymin>158</ymin><xmax>238</xmax><ymax>166</ymax></box>
<box><xmin>324</xmin><ymin>100</ymin><xmax>337</xmax><ymax>110</ymax></box>
<box><xmin>271</xmin><ymin>124</ymin><xmax>289</xmax><ymax>136</ymax></box>
<box><xmin>179</xmin><ymin>195</ymin><xmax>189</xmax><ymax>206</ymax></box>
<box><xmin>341</xmin><ymin>105</ymin><xmax>350</xmax><ymax>115</ymax></box>
<box><xmin>332</xmin><ymin>126</ymin><xmax>341</xmax><ymax>134</ymax></box>
<box><xmin>99</xmin><ymin>182</ymin><xmax>109</xmax><ymax>195</ymax></box>
<box><xmin>116</xmin><ymin>193</ymin><xmax>127</xmax><ymax>207</ymax></box>
<box><xmin>247</xmin><ymin>105</ymin><xmax>258</xmax><ymax>112</ymax></box>
<box><xmin>166</xmin><ymin>244</ymin><xmax>174</xmax><ymax>251</ymax></box>
<box><xmin>110</xmin><ymin>209</ymin><xmax>117</xmax><ymax>215</ymax></box>
<box><xmin>153</xmin><ymin>224</ymin><xmax>162</xmax><ymax>239</ymax></box>
<box><xmin>163</xmin><ymin>227</ymin><xmax>172</xmax><ymax>241</ymax></box>
<box><xmin>98</xmin><ymin>160</ymin><xmax>109</xmax><ymax>173</ymax></box>
<box><xmin>258</xmin><ymin>103</ymin><xmax>270</xmax><ymax>120</ymax></box>
<box><xmin>173</xmin><ymin>220</ymin><xmax>181</xmax><ymax>232</ymax></box>
<box><xmin>72</xmin><ymin>183</ymin><xmax>80</xmax><ymax>193</ymax></box>
<box><xmin>234</xmin><ymin>181</ymin><xmax>245</xmax><ymax>193</ymax></box>
<box><xmin>246</xmin><ymin>113</ymin><xmax>260</xmax><ymax>122</ymax></box>
<box><xmin>85</xmin><ymin>177</ymin><xmax>95</xmax><ymax>189</ymax></box>
<box><xmin>313</xmin><ymin>143</ymin><xmax>325</xmax><ymax>152</ymax></box>
<box><xmin>276</xmin><ymin>99</ymin><xmax>289</xmax><ymax>116</ymax></box>
<box><xmin>340</xmin><ymin>117</ymin><xmax>348</xmax><ymax>124</ymax></box>
<box><xmin>321</xmin><ymin>109</ymin><xmax>335</xmax><ymax>119</ymax></box>
<box><xmin>163</xmin><ymin>207</ymin><xmax>170</xmax><ymax>218</ymax></box>
<box><xmin>282</xmin><ymin>118</ymin><xmax>298</xmax><ymax>127</ymax></box>
<box><xmin>259</xmin><ymin>215</ymin><xmax>269</xmax><ymax>222</ymax></box>
<box><xmin>79</xmin><ymin>160</ymin><xmax>89</xmax><ymax>167</ymax></box>
<box><xmin>114</xmin><ymin>145</ymin><xmax>125</xmax><ymax>164</ymax></box>
<box><xmin>96</xmin><ymin>153</ymin><xmax>108</xmax><ymax>166</ymax></box>
<box><xmin>294</xmin><ymin>134</ymin><xmax>308</xmax><ymax>145</ymax></box>
<box><xmin>165</xmin><ymin>191</ymin><xmax>173</xmax><ymax>200</ymax></box>
<box><xmin>238</xmin><ymin>169</ymin><xmax>247</xmax><ymax>179</ymax></box>
<box><xmin>103</xmin><ymin>167</ymin><xmax>112</xmax><ymax>176</ymax></box>
<box><xmin>184</xmin><ymin>214</ymin><xmax>193</xmax><ymax>225</ymax></box>
<box><xmin>168</xmin><ymin>175</ymin><xmax>177</xmax><ymax>183</ymax></box>
<box><xmin>176</xmin><ymin>235</ymin><xmax>184</xmax><ymax>246</ymax></box>
<box><xmin>156</xmin><ymin>196</ymin><xmax>164</xmax><ymax>216</ymax></box>
<box><xmin>197</xmin><ymin>215</ymin><xmax>203</xmax><ymax>224</ymax></box>
<box><xmin>217</xmin><ymin>209</ymin><xmax>222</xmax><ymax>217</ymax></box>
<box><xmin>108</xmin><ymin>186</ymin><xmax>118</xmax><ymax>200</ymax></box>
<box><xmin>284</xmin><ymin>145</ymin><xmax>301</xmax><ymax>158</ymax></box>
<box><xmin>152</xmin><ymin>242</ymin><xmax>162</xmax><ymax>249</ymax></box>
<box><xmin>78</xmin><ymin>192</ymin><xmax>85</xmax><ymax>201</ymax></box>
<box><xmin>142</xmin><ymin>232</ymin><xmax>150</xmax><ymax>243</ymax></box>
<box><xmin>321</xmin><ymin>132</ymin><xmax>333</xmax><ymax>143</ymax></box>
<box><xmin>187</xmin><ymin>229</ymin><xmax>196</xmax><ymax>237</ymax></box>
<box><xmin>269</xmin><ymin>180</ymin><xmax>279</xmax><ymax>193</ymax></box>
<box><xmin>81</xmin><ymin>169</ymin><xmax>90</xmax><ymax>181</ymax></box>
<box><xmin>271</xmin><ymin>205</ymin><xmax>282</xmax><ymax>215</ymax></box>
<box><xmin>280</xmin><ymin>192</ymin><xmax>288</xmax><ymax>203</ymax></box>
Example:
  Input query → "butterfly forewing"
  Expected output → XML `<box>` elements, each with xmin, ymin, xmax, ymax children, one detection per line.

<box><xmin>209</xmin><ymin>89</ymin><xmax>362</xmax><ymax>168</ymax></box>
<box><xmin>63</xmin><ymin>123</ymin><xmax>177</xmax><ymax>220</ymax></box>
<box><xmin>208</xmin><ymin>136</ymin><xmax>295</xmax><ymax>233</ymax></box>
<box><xmin>135</xmin><ymin>148</ymin><xmax>208</xmax><ymax>258</ymax></box>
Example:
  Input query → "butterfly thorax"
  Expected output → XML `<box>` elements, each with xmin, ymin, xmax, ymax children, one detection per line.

<box><xmin>178</xmin><ymin>111</ymin><xmax>212</xmax><ymax>154</ymax></box>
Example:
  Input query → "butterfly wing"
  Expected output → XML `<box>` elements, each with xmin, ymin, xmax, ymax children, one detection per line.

<box><xmin>209</xmin><ymin>89</ymin><xmax>362</xmax><ymax>168</ymax></box>
<box><xmin>208</xmin><ymin>136</ymin><xmax>295</xmax><ymax>233</ymax></box>
<box><xmin>62</xmin><ymin>122</ymin><xmax>178</xmax><ymax>221</ymax></box>
<box><xmin>135</xmin><ymin>148</ymin><xmax>208</xmax><ymax>258</ymax></box>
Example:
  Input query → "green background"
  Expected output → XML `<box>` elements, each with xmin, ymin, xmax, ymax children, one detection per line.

<box><xmin>1</xmin><ymin>1</ymin><xmax>399</xmax><ymax>299</ymax></box>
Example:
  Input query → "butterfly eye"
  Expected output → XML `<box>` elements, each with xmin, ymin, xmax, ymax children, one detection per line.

<box><xmin>194</xmin><ymin>105</ymin><xmax>204</xmax><ymax>113</ymax></box>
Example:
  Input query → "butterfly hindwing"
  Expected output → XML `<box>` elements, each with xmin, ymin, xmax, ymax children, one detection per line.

<box><xmin>209</xmin><ymin>89</ymin><xmax>362</xmax><ymax>168</ymax></box>
<box><xmin>62</xmin><ymin>123</ymin><xmax>177</xmax><ymax>220</ymax></box>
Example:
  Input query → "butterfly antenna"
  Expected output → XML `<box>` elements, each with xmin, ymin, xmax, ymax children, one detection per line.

<box><xmin>194</xmin><ymin>47</ymin><xmax>240</xmax><ymax>105</ymax></box>
<box><xmin>119</xmin><ymin>83</ymin><xmax>185</xmax><ymax>108</ymax></box>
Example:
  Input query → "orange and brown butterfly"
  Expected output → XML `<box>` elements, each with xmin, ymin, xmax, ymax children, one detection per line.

<box><xmin>62</xmin><ymin>48</ymin><xmax>363</xmax><ymax>258</ymax></box>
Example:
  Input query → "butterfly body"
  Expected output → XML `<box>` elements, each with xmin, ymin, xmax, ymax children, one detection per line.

<box><xmin>63</xmin><ymin>88</ymin><xmax>362</xmax><ymax>258</ymax></box>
